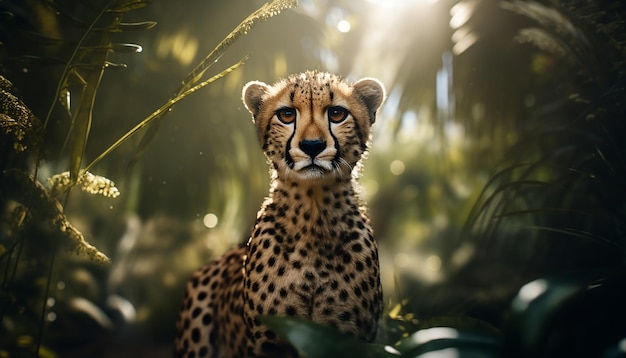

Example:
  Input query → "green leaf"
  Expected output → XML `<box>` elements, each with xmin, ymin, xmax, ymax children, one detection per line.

<box><xmin>519</xmin><ymin>226</ymin><xmax>617</xmax><ymax>249</ymax></box>
<box><xmin>260</xmin><ymin>316</ymin><xmax>400</xmax><ymax>358</ymax></box>
<box><xmin>42</xmin><ymin>0</ymin><xmax>117</xmax><ymax>129</ymax></box>
<box><xmin>108</xmin><ymin>0</ymin><xmax>151</xmax><ymax>13</ymax></box>
<box><xmin>65</xmin><ymin>1</ymin><xmax>122</xmax><ymax>182</ymax></box>
<box><xmin>16</xmin><ymin>55</ymin><xmax>66</xmax><ymax>65</ymax></box>
<box><xmin>104</xmin><ymin>61</ymin><xmax>128</xmax><ymax>69</ymax></box>
<box><xmin>81</xmin><ymin>43</ymin><xmax>143</xmax><ymax>53</ymax></box>
<box><xmin>102</xmin><ymin>21</ymin><xmax>157</xmax><ymax>32</ymax></box>
<box><xmin>508</xmin><ymin>271</ymin><xmax>608</xmax><ymax>354</ymax></box>
<box><xmin>395</xmin><ymin>327</ymin><xmax>501</xmax><ymax>357</ymax></box>
<box><xmin>68</xmin><ymin>96</ymin><xmax>93</xmax><ymax>183</ymax></box>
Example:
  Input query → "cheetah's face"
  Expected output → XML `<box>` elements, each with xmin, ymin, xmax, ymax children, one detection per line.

<box><xmin>242</xmin><ymin>72</ymin><xmax>385</xmax><ymax>181</ymax></box>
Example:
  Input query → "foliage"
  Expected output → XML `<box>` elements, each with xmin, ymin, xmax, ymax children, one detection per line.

<box><xmin>1</xmin><ymin>0</ymin><xmax>625</xmax><ymax>356</ymax></box>
<box><xmin>90</xmin><ymin>0</ymin><xmax>298</xmax><ymax>171</ymax></box>
<box><xmin>261</xmin><ymin>316</ymin><xmax>400</xmax><ymax>358</ymax></box>
<box><xmin>1</xmin><ymin>0</ymin><xmax>298</xmax><ymax>356</ymax></box>
<box><xmin>264</xmin><ymin>268</ymin><xmax>626</xmax><ymax>357</ymax></box>
<box><xmin>452</xmin><ymin>0</ymin><xmax>626</xmax><ymax>287</ymax></box>
<box><xmin>0</xmin><ymin>76</ymin><xmax>44</xmax><ymax>156</ymax></box>
<box><xmin>264</xmin><ymin>1</ymin><xmax>626</xmax><ymax>357</ymax></box>
<box><xmin>405</xmin><ymin>0</ymin><xmax>626</xmax><ymax>356</ymax></box>
<box><xmin>1</xmin><ymin>0</ymin><xmax>154</xmax><ymax>353</ymax></box>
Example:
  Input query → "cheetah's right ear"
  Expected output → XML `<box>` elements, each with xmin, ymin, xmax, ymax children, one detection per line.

<box><xmin>242</xmin><ymin>81</ymin><xmax>271</xmax><ymax>120</ymax></box>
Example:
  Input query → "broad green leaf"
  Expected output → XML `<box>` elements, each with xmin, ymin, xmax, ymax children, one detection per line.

<box><xmin>261</xmin><ymin>316</ymin><xmax>400</xmax><ymax>358</ymax></box>
<box><xmin>508</xmin><ymin>271</ymin><xmax>607</xmax><ymax>353</ymax></box>
<box><xmin>395</xmin><ymin>327</ymin><xmax>501</xmax><ymax>357</ymax></box>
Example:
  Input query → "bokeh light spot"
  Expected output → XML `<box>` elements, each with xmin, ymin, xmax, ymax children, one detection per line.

<box><xmin>47</xmin><ymin>312</ymin><xmax>57</xmax><ymax>322</ymax></box>
<box><xmin>390</xmin><ymin>160</ymin><xmax>405</xmax><ymax>175</ymax></box>
<box><xmin>203</xmin><ymin>213</ymin><xmax>219</xmax><ymax>228</ymax></box>
<box><xmin>395</xmin><ymin>253</ymin><xmax>410</xmax><ymax>268</ymax></box>
<box><xmin>426</xmin><ymin>255</ymin><xmax>442</xmax><ymax>271</ymax></box>
<box><xmin>513</xmin><ymin>279</ymin><xmax>548</xmax><ymax>311</ymax></box>
<box><xmin>337</xmin><ymin>19</ymin><xmax>351</xmax><ymax>33</ymax></box>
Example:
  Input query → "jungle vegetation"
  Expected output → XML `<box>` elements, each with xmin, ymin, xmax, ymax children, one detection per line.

<box><xmin>0</xmin><ymin>0</ymin><xmax>625</xmax><ymax>357</ymax></box>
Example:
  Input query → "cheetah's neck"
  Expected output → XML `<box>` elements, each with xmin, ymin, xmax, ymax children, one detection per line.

<box><xmin>257</xmin><ymin>177</ymin><xmax>370</xmax><ymax>249</ymax></box>
<box><xmin>270</xmin><ymin>177</ymin><xmax>364</xmax><ymax>213</ymax></box>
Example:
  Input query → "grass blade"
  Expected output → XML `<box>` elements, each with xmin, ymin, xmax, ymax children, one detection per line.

<box><xmin>519</xmin><ymin>225</ymin><xmax>619</xmax><ymax>250</ymax></box>
<box><xmin>84</xmin><ymin>58</ymin><xmax>246</xmax><ymax>172</ymax></box>
<box><xmin>127</xmin><ymin>0</ymin><xmax>298</xmax><ymax>167</ymax></box>
<box><xmin>68</xmin><ymin>8</ymin><xmax>121</xmax><ymax>182</ymax></box>
<box><xmin>178</xmin><ymin>0</ymin><xmax>297</xmax><ymax>94</ymax></box>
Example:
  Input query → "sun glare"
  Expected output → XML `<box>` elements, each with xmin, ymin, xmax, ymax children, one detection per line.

<box><xmin>336</xmin><ymin>19</ymin><xmax>351</xmax><ymax>32</ymax></box>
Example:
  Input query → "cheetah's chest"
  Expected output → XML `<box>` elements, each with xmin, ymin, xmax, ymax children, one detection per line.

<box><xmin>243</xmin><ymin>202</ymin><xmax>380</xmax><ymax>337</ymax></box>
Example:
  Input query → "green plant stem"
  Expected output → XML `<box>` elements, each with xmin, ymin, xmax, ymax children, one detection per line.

<box><xmin>41</xmin><ymin>0</ymin><xmax>117</xmax><ymax>130</ymax></box>
<box><xmin>68</xmin><ymin>12</ymin><xmax>123</xmax><ymax>183</ymax></box>
<box><xmin>35</xmin><ymin>190</ymin><xmax>70</xmax><ymax>357</ymax></box>
<box><xmin>0</xmin><ymin>235</ymin><xmax>22</xmax><ymax>327</ymax></box>
<box><xmin>128</xmin><ymin>0</ymin><xmax>297</xmax><ymax>167</ymax></box>
<box><xmin>33</xmin><ymin>0</ymin><xmax>115</xmax><ymax>353</ymax></box>
<box><xmin>177</xmin><ymin>0</ymin><xmax>297</xmax><ymax>95</ymax></box>
<box><xmin>83</xmin><ymin>58</ymin><xmax>247</xmax><ymax>172</ymax></box>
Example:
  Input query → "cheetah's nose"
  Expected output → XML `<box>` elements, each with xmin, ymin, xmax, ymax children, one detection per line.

<box><xmin>300</xmin><ymin>139</ymin><xmax>326</xmax><ymax>158</ymax></box>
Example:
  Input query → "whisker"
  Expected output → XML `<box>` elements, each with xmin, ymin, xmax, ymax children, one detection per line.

<box><xmin>335</xmin><ymin>157</ymin><xmax>353</xmax><ymax>177</ymax></box>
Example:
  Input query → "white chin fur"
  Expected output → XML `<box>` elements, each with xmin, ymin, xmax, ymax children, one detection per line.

<box><xmin>292</xmin><ymin>159</ymin><xmax>333</xmax><ymax>172</ymax></box>
<box><xmin>289</xmin><ymin>159</ymin><xmax>335</xmax><ymax>180</ymax></box>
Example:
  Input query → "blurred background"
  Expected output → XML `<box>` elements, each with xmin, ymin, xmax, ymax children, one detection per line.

<box><xmin>1</xmin><ymin>0</ymin><xmax>625</xmax><ymax>356</ymax></box>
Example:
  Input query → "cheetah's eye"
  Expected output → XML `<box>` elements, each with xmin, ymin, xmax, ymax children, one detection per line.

<box><xmin>276</xmin><ymin>107</ymin><xmax>296</xmax><ymax>124</ymax></box>
<box><xmin>328</xmin><ymin>106</ymin><xmax>349</xmax><ymax>123</ymax></box>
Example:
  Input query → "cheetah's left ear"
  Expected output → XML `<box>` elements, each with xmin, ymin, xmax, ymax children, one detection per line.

<box><xmin>353</xmin><ymin>78</ymin><xmax>386</xmax><ymax>124</ymax></box>
<box><xmin>242</xmin><ymin>81</ymin><xmax>271</xmax><ymax>121</ymax></box>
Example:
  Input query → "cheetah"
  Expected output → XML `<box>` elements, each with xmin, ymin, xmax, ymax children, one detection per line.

<box><xmin>175</xmin><ymin>71</ymin><xmax>385</xmax><ymax>357</ymax></box>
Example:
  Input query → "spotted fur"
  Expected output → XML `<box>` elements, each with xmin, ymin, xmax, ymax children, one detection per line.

<box><xmin>175</xmin><ymin>71</ymin><xmax>385</xmax><ymax>357</ymax></box>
